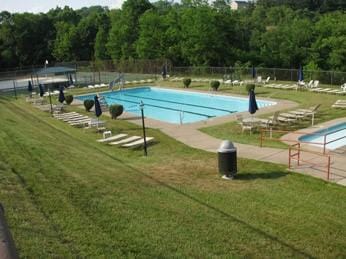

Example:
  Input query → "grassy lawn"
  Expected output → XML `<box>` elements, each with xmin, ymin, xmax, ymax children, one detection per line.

<box><xmin>178</xmin><ymin>83</ymin><xmax>346</xmax><ymax>148</ymax></box>
<box><xmin>0</xmin><ymin>96</ymin><xmax>345</xmax><ymax>258</ymax></box>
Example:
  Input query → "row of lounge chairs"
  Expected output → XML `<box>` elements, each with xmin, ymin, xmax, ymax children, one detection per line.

<box><xmin>53</xmin><ymin>112</ymin><xmax>105</xmax><ymax>129</ymax></box>
<box><xmin>53</xmin><ymin>112</ymin><xmax>155</xmax><ymax>149</ymax></box>
<box><xmin>332</xmin><ymin>100</ymin><xmax>346</xmax><ymax>109</ymax></box>
<box><xmin>96</xmin><ymin>132</ymin><xmax>154</xmax><ymax>148</ymax></box>
<box><xmin>263</xmin><ymin>81</ymin><xmax>346</xmax><ymax>95</ymax></box>
<box><xmin>237</xmin><ymin>104</ymin><xmax>321</xmax><ymax>133</ymax></box>
<box><xmin>86</xmin><ymin>79</ymin><xmax>155</xmax><ymax>89</ymax></box>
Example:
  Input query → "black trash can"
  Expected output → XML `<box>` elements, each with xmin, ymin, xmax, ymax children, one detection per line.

<box><xmin>218</xmin><ymin>140</ymin><xmax>237</xmax><ymax>179</ymax></box>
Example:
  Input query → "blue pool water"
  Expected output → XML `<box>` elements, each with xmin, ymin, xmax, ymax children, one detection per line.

<box><xmin>299</xmin><ymin>122</ymin><xmax>346</xmax><ymax>150</ymax></box>
<box><xmin>77</xmin><ymin>87</ymin><xmax>276</xmax><ymax>124</ymax></box>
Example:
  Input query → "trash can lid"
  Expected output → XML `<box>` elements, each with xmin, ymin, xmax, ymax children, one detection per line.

<box><xmin>218</xmin><ymin>140</ymin><xmax>236</xmax><ymax>152</ymax></box>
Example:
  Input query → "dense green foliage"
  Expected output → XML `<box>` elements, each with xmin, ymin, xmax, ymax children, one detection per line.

<box><xmin>245</xmin><ymin>84</ymin><xmax>256</xmax><ymax>92</ymax></box>
<box><xmin>65</xmin><ymin>95</ymin><xmax>74</xmax><ymax>105</ymax></box>
<box><xmin>210</xmin><ymin>80</ymin><xmax>220</xmax><ymax>91</ymax></box>
<box><xmin>0</xmin><ymin>1</ymin><xmax>345</xmax><ymax>70</ymax></box>
<box><xmin>83</xmin><ymin>99</ymin><xmax>94</xmax><ymax>111</ymax></box>
<box><xmin>109</xmin><ymin>104</ymin><xmax>124</xmax><ymax>119</ymax></box>
<box><xmin>183</xmin><ymin>78</ymin><xmax>192</xmax><ymax>88</ymax></box>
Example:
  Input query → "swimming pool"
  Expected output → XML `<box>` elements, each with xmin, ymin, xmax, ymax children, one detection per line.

<box><xmin>77</xmin><ymin>87</ymin><xmax>276</xmax><ymax>124</ymax></box>
<box><xmin>299</xmin><ymin>122</ymin><xmax>346</xmax><ymax>150</ymax></box>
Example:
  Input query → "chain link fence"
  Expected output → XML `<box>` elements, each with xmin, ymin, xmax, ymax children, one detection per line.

<box><xmin>1</xmin><ymin>61</ymin><xmax>345</xmax><ymax>97</ymax></box>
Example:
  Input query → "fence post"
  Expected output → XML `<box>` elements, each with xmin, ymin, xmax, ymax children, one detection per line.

<box><xmin>323</xmin><ymin>135</ymin><xmax>327</xmax><ymax>154</ymax></box>
<box><xmin>12</xmin><ymin>80</ymin><xmax>17</xmax><ymax>100</ymax></box>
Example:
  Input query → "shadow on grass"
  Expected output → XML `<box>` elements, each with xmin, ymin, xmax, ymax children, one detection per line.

<box><xmin>236</xmin><ymin>171</ymin><xmax>288</xmax><ymax>180</ymax></box>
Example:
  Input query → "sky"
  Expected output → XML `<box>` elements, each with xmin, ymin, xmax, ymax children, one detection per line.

<box><xmin>0</xmin><ymin>0</ymin><xmax>125</xmax><ymax>13</ymax></box>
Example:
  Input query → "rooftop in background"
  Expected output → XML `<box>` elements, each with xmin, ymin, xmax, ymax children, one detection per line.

<box><xmin>230</xmin><ymin>0</ymin><xmax>255</xmax><ymax>10</ymax></box>
<box><xmin>36</xmin><ymin>66</ymin><xmax>76</xmax><ymax>75</ymax></box>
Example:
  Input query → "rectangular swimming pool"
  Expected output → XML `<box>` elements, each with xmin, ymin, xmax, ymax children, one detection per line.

<box><xmin>77</xmin><ymin>87</ymin><xmax>276</xmax><ymax>124</ymax></box>
<box><xmin>299</xmin><ymin>122</ymin><xmax>346</xmax><ymax>150</ymax></box>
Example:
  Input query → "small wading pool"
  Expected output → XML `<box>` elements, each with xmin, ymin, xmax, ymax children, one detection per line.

<box><xmin>299</xmin><ymin>122</ymin><xmax>346</xmax><ymax>150</ymax></box>
<box><xmin>77</xmin><ymin>87</ymin><xmax>276</xmax><ymax>124</ymax></box>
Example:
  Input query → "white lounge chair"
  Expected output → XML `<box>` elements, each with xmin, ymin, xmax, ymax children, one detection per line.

<box><xmin>109</xmin><ymin>136</ymin><xmax>142</xmax><ymax>145</ymax></box>
<box><xmin>263</xmin><ymin>77</ymin><xmax>270</xmax><ymax>84</ymax></box>
<box><xmin>313</xmin><ymin>80</ymin><xmax>319</xmax><ymax>88</ymax></box>
<box><xmin>122</xmin><ymin>137</ymin><xmax>154</xmax><ymax>148</ymax></box>
<box><xmin>97</xmin><ymin>133</ymin><xmax>128</xmax><ymax>143</ymax></box>
<box><xmin>332</xmin><ymin>103</ymin><xmax>346</xmax><ymax>108</ymax></box>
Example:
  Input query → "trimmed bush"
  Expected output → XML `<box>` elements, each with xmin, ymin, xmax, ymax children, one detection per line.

<box><xmin>183</xmin><ymin>78</ymin><xmax>191</xmax><ymax>88</ymax></box>
<box><xmin>84</xmin><ymin>99</ymin><xmax>94</xmax><ymax>111</ymax></box>
<box><xmin>210</xmin><ymin>81</ymin><xmax>220</xmax><ymax>91</ymax></box>
<box><xmin>246</xmin><ymin>84</ymin><xmax>256</xmax><ymax>92</ymax></box>
<box><xmin>65</xmin><ymin>95</ymin><xmax>74</xmax><ymax>105</ymax></box>
<box><xmin>109</xmin><ymin>104</ymin><xmax>124</xmax><ymax>119</ymax></box>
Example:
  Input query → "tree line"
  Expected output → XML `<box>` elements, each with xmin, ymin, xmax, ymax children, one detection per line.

<box><xmin>0</xmin><ymin>0</ymin><xmax>345</xmax><ymax>71</ymax></box>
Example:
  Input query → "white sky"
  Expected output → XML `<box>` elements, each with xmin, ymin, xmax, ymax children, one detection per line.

<box><xmin>0</xmin><ymin>0</ymin><xmax>124</xmax><ymax>13</ymax></box>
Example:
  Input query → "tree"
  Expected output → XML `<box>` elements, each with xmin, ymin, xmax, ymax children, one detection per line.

<box><xmin>107</xmin><ymin>0</ymin><xmax>153</xmax><ymax>59</ymax></box>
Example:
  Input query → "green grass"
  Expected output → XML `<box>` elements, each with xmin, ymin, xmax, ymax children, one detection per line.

<box><xmin>180</xmin><ymin>83</ymin><xmax>346</xmax><ymax>148</ymax></box>
<box><xmin>0</xmin><ymin>96</ymin><xmax>345</xmax><ymax>258</ymax></box>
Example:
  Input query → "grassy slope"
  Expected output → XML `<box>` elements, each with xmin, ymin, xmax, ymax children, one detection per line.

<box><xmin>0</xmin><ymin>97</ymin><xmax>345</xmax><ymax>258</ymax></box>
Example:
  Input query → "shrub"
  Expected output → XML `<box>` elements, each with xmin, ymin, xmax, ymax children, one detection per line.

<box><xmin>210</xmin><ymin>81</ymin><xmax>220</xmax><ymax>91</ymax></box>
<box><xmin>109</xmin><ymin>104</ymin><xmax>124</xmax><ymax>119</ymax></box>
<box><xmin>246</xmin><ymin>84</ymin><xmax>256</xmax><ymax>92</ymax></box>
<box><xmin>65</xmin><ymin>95</ymin><xmax>74</xmax><ymax>105</ymax></box>
<box><xmin>183</xmin><ymin>78</ymin><xmax>191</xmax><ymax>88</ymax></box>
<box><xmin>84</xmin><ymin>99</ymin><xmax>94</xmax><ymax>111</ymax></box>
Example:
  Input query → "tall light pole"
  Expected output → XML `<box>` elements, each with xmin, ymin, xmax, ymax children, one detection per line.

<box><xmin>140</xmin><ymin>101</ymin><xmax>147</xmax><ymax>156</ymax></box>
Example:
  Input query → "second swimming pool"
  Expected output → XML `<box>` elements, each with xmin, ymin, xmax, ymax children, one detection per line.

<box><xmin>299</xmin><ymin>122</ymin><xmax>346</xmax><ymax>150</ymax></box>
<box><xmin>77</xmin><ymin>87</ymin><xmax>276</xmax><ymax>124</ymax></box>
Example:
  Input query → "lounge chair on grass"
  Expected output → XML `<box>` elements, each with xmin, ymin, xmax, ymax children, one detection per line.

<box><xmin>97</xmin><ymin>133</ymin><xmax>128</xmax><ymax>143</ymax></box>
<box><xmin>109</xmin><ymin>136</ymin><xmax>142</xmax><ymax>145</ymax></box>
<box><xmin>122</xmin><ymin>137</ymin><xmax>154</xmax><ymax>148</ymax></box>
<box><xmin>69</xmin><ymin>119</ymin><xmax>91</xmax><ymax>127</ymax></box>
<box><xmin>268</xmin><ymin>112</ymin><xmax>295</xmax><ymax>125</ymax></box>
<box><xmin>63</xmin><ymin>116</ymin><xmax>89</xmax><ymax>122</ymax></box>
<box><xmin>332</xmin><ymin>103</ymin><xmax>346</xmax><ymax>108</ymax></box>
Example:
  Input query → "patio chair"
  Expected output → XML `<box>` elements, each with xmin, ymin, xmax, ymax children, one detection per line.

<box><xmin>122</xmin><ymin>137</ymin><xmax>154</xmax><ymax>148</ymax></box>
<box><xmin>268</xmin><ymin>112</ymin><xmax>295</xmax><ymax>124</ymax></box>
<box><xmin>236</xmin><ymin>114</ymin><xmax>254</xmax><ymax>134</ymax></box>
<box><xmin>293</xmin><ymin>104</ymin><xmax>321</xmax><ymax>114</ymax></box>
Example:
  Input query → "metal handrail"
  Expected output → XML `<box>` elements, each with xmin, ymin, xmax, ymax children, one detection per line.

<box><xmin>288</xmin><ymin>144</ymin><xmax>331</xmax><ymax>180</ymax></box>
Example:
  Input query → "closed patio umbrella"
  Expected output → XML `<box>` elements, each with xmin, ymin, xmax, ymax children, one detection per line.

<box><xmin>69</xmin><ymin>74</ymin><xmax>74</xmax><ymax>85</ymax></box>
<box><xmin>58</xmin><ymin>86</ymin><xmax>65</xmax><ymax>103</ymax></box>
<box><xmin>162</xmin><ymin>65</ymin><xmax>167</xmax><ymax>79</ymax></box>
<box><xmin>28</xmin><ymin>80</ymin><xmax>32</xmax><ymax>97</ymax></box>
<box><xmin>28</xmin><ymin>80</ymin><xmax>33</xmax><ymax>96</ymax></box>
<box><xmin>251</xmin><ymin>66</ymin><xmax>256</xmax><ymax>79</ymax></box>
<box><xmin>94</xmin><ymin>95</ymin><xmax>102</xmax><ymax>129</ymax></box>
<box><xmin>298</xmin><ymin>65</ymin><xmax>304</xmax><ymax>82</ymax></box>
<box><xmin>39</xmin><ymin>84</ymin><xmax>44</xmax><ymax>97</ymax></box>
<box><xmin>249</xmin><ymin>89</ymin><xmax>258</xmax><ymax>115</ymax></box>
